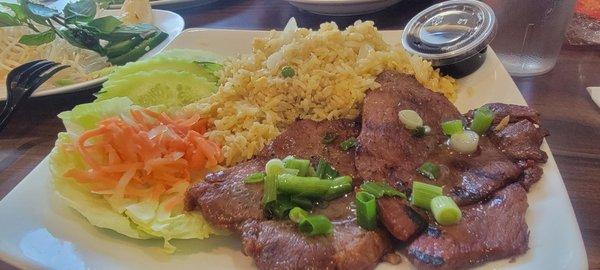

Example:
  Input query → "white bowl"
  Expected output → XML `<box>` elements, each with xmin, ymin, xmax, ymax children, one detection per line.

<box><xmin>287</xmin><ymin>0</ymin><xmax>402</xmax><ymax>16</ymax></box>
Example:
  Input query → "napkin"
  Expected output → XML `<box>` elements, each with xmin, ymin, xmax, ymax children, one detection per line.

<box><xmin>587</xmin><ymin>87</ymin><xmax>600</xmax><ymax>108</ymax></box>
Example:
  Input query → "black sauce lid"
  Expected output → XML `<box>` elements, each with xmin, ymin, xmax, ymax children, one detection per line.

<box><xmin>401</xmin><ymin>0</ymin><xmax>497</xmax><ymax>67</ymax></box>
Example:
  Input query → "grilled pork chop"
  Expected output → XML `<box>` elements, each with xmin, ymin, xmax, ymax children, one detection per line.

<box><xmin>186</xmin><ymin>70</ymin><xmax>549</xmax><ymax>270</ymax></box>
<box><xmin>356</xmin><ymin>71</ymin><xmax>462</xmax><ymax>189</ymax></box>
<box><xmin>242</xmin><ymin>195</ymin><xmax>391</xmax><ymax>270</ymax></box>
<box><xmin>407</xmin><ymin>184</ymin><xmax>529</xmax><ymax>270</ymax></box>
<box><xmin>186</xmin><ymin>119</ymin><xmax>391</xmax><ymax>269</ymax></box>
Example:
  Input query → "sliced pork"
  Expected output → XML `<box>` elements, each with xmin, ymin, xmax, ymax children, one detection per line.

<box><xmin>466</xmin><ymin>103</ymin><xmax>540</xmax><ymax>124</ymax></box>
<box><xmin>186</xmin><ymin>119</ymin><xmax>391</xmax><ymax>270</ymax></box>
<box><xmin>185</xmin><ymin>158</ymin><xmax>267</xmax><ymax>231</ymax></box>
<box><xmin>407</xmin><ymin>184</ymin><xmax>529</xmax><ymax>270</ymax></box>
<box><xmin>490</xmin><ymin>120</ymin><xmax>549</xmax><ymax>163</ymax></box>
<box><xmin>242</xmin><ymin>195</ymin><xmax>391</xmax><ymax>270</ymax></box>
<box><xmin>356</xmin><ymin>71</ymin><xmax>462</xmax><ymax>189</ymax></box>
<box><xmin>260</xmin><ymin>119</ymin><xmax>360</xmax><ymax>180</ymax></box>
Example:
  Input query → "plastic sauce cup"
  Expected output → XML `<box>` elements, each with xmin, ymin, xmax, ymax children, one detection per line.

<box><xmin>402</xmin><ymin>0</ymin><xmax>497</xmax><ymax>78</ymax></box>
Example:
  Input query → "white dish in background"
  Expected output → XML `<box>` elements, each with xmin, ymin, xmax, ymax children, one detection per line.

<box><xmin>287</xmin><ymin>0</ymin><xmax>402</xmax><ymax>16</ymax></box>
<box><xmin>0</xmin><ymin>9</ymin><xmax>184</xmax><ymax>101</ymax></box>
<box><xmin>108</xmin><ymin>0</ymin><xmax>222</xmax><ymax>9</ymax></box>
<box><xmin>0</xmin><ymin>29</ymin><xmax>588</xmax><ymax>270</ymax></box>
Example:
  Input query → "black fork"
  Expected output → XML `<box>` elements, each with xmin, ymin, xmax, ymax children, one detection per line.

<box><xmin>0</xmin><ymin>60</ymin><xmax>69</xmax><ymax>132</ymax></box>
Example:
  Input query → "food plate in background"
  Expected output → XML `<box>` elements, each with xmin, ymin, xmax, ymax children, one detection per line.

<box><xmin>107</xmin><ymin>0</ymin><xmax>222</xmax><ymax>9</ymax></box>
<box><xmin>0</xmin><ymin>9</ymin><xmax>184</xmax><ymax>101</ymax></box>
<box><xmin>286</xmin><ymin>0</ymin><xmax>402</xmax><ymax>16</ymax></box>
<box><xmin>0</xmin><ymin>28</ymin><xmax>588</xmax><ymax>270</ymax></box>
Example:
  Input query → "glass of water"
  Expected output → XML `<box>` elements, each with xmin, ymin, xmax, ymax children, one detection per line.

<box><xmin>484</xmin><ymin>0</ymin><xmax>577</xmax><ymax>77</ymax></box>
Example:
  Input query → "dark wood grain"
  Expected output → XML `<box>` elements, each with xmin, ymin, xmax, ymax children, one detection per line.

<box><xmin>1</xmin><ymin>0</ymin><xmax>598</xmax><ymax>269</ymax></box>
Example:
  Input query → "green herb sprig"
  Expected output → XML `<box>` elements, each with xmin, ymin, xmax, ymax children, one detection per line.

<box><xmin>0</xmin><ymin>0</ymin><xmax>167</xmax><ymax>65</ymax></box>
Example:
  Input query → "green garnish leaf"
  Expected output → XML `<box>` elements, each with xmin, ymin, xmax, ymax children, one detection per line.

<box><xmin>1</xmin><ymin>2</ymin><xmax>27</xmax><ymax>23</ymax></box>
<box><xmin>63</xmin><ymin>0</ymin><xmax>96</xmax><ymax>23</ymax></box>
<box><xmin>19</xmin><ymin>29</ymin><xmax>56</xmax><ymax>45</ymax></box>
<box><xmin>417</xmin><ymin>162</ymin><xmax>440</xmax><ymax>180</ymax></box>
<box><xmin>340</xmin><ymin>137</ymin><xmax>358</xmax><ymax>151</ymax></box>
<box><xmin>88</xmin><ymin>16</ymin><xmax>122</xmax><ymax>34</ymax></box>
<box><xmin>60</xmin><ymin>27</ymin><xmax>104</xmax><ymax>53</ymax></box>
<box><xmin>322</xmin><ymin>132</ymin><xmax>338</xmax><ymax>145</ymax></box>
<box><xmin>281</xmin><ymin>66</ymin><xmax>295</xmax><ymax>78</ymax></box>
<box><xmin>0</xmin><ymin>11</ymin><xmax>21</xmax><ymax>27</ymax></box>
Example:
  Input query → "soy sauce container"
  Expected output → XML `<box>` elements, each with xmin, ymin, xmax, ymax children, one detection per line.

<box><xmin>402</xmin><ymin>0</ymin><xmax>497</xmax><ymax>78</ymax></box>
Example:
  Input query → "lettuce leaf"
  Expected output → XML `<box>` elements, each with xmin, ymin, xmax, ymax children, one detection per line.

<box><xmin>50</xmin><ymin>133</ymin><xmax>152</xmax><ymax>239</ymax></box>
<box><xmin>51</xmin><ymin>97</ymin><xmax>219</xmax><ymax>252</ymax></box>
<box><xmin>58</xmin><ymin>96</ymin><xmax>133</xmax><ymax>135</ymax></box>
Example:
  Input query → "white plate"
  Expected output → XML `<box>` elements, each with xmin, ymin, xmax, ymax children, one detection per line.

<box><xmin>286</xmin><ymin>0</ymin><xmax>402</xmax><ymax>16</ymax></box>
<box><xmin>108</xmin><ymin>0</ymin><xmax>222</xmax><ymax>9</ymax></box>
<box><xmin>0</xmin><ymin>29</ymin><xmax>588</xmax><ymax>270</ymax></box>
<box><xmin>0</xmin><ymin>9</ymin><xmax>185</xmax><ymax>100</ymax></box>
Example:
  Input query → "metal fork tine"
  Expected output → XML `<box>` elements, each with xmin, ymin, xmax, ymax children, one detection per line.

<box><xmin>21</xmin><ymin>61</ymin><xmax>59</xmax><ymax>86</ymax></box>
<box><xmin>6</xmin><ymin>60</ymin><xmax>47</xmax><ymax>88</ymax></box>
<box><xmin>27</xmin><ymin>65</ymin><xmax>70</xmax><ymax>91</ymax></box>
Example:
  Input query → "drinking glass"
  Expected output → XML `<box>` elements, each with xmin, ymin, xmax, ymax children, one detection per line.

<box><xmin>484</xmin><ymin>0</ymin><xmax>577</xmax><ymax>77</ymax></box>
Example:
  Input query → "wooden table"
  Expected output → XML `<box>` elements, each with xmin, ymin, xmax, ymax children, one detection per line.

<box><xmin>1</xmin><ymin>0</ymin><xmax>599</xmax><ymax>269</ymax></box>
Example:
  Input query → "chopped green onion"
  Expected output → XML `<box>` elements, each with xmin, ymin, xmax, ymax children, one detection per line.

<box><xmin>417</xmin><ymin>162</ymin><xmax>440</xmax><ymax>180</ymax></box>
<box><xmin>411</xmin><ymin>125</ymin><xmax>430</xmax><ymax>138</ymax></box>
<box><xmin>265</xmin><ymin>196</ymin><xmax>296</xmax><ymax>219</ymax></box>
<box><xmin>244</xmin><ymin>172</ymin><xmax>266</xmax><ymax>183</ymax></box>
<box><xmin>262</xmin><ymin>173</ymin><xmax>278</xmax><ymax>207</ymax></box>
<box><xmin>290</xmin><ymin>195</ymin><xmax>314</xmax><ymax>210</ymax></box>
<box><xmin>282</xmin><ymin>168</ymin><xmax>300</xmax><ymax>176</ymax></box>
<box><xmin>469</xmin><ymin>106</ymin><xmax>495</xmax><ymax>135</ymax></box>
<box><xmin>289</xmin><ymin>207</ymin><xmax>309</xmax><ymax>223</ymax></box>
<box><xmin>298</xmin><ymin>215</ymin><xmax>333</xmax><ymax>236</ymax></box>
<box><xmin>360</xmin><ymin>181</ymin><xmax>406</xmax><ymax>199</ymax></box>
<box><xmin>323</xmin><ymin>176</ymin><xmax>353</xmax><ymax>200</ymax></box>
<box><xmin>356</xmin><ymin>191</ymin><xmax>377</xmax><ymax>230</ymax></box>
<box><xmin>441</xmin><ymin>119</ymin><xmax>464</xmax><ymax>136</ymax></box>
<box><xmin>322</xmin><ymin>132</ymin><xmax>338</xmax><ymax>145</ymax></box>
<box><xmin>307</xmin><ymin>166</ymin><xmax>317</xmax><ymax>177</ymax></box>
<box><xmin>283</xmin><ymin>157</ymin><xmax>311</xmax><ymax>177</ymax></box>
<box><xmin>277</xmin><ymin>174</ymin><xmax>352</xmax><ymax>200</ymax></box>
<box><xmin>265</xmin><ymin>158</ymin><xmax>285</xmax><ymax>177</ymax></box>
<box><xmin>398</xmin><ymin>109</ymin><xmax>423</xmax><ymax>130</ymax></box>
<box><xmin>411</xmin><ymin>181</ymin><xmax>443</xmax><ymax>210</ymax></box>
<box><xmin>340</xmin><ymin>137</ymin><xmax>358</xmax><ymax>151</ymax></box>
<box><xmin>281</xmin><ymin>66</ymin><xmax>295</xmax><ymax>78</ymax></box>
<box><xmin>263</xmin><ymin>158</ymin><xmax>284</xmax><ymax>207</ymax></box>
<box><xmin>277</xmin><ymin>175</ymin><xmax>332</xmax><ymax>198</ymax></box>
<box><xmin>431</xmin><ymin>196</ymin><xmax>462</xmax><ymax>225</ymax></box>
<box><xmin>316</xmin><ymin>159</ymin><xmax>339</xmax><ymax>179</ymax></box>
<box><xmin>450</xmin><ymin>130</ymin><xmax>479</xmax><ymax>154</ymax></box>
